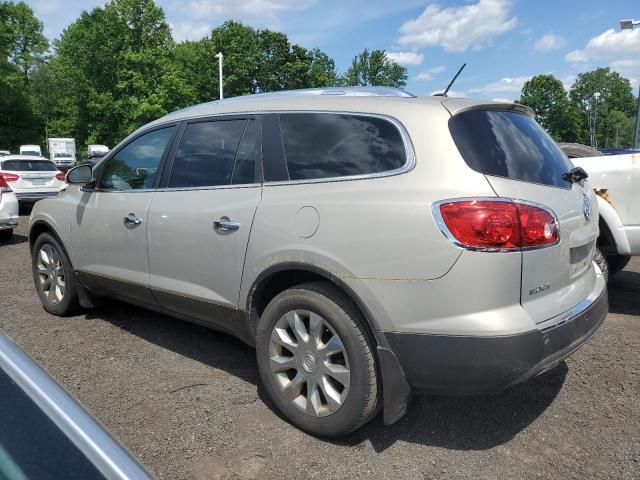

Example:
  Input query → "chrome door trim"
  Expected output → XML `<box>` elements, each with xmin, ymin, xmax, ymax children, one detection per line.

<box><xmin>0</xmin><ymin>334</ymin><xmax>153</xmax><ymax>480</ymax></box>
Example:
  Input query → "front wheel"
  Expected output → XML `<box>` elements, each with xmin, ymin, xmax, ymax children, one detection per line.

<box><xmin>256</xmin><ymin>282</ymin><xmax>379</xmax><ymax>437</ymax></box>
<box><xmin>32</xmin><ymin>233</ymin><xmax>79</xmax><ymax>315</ymax></box>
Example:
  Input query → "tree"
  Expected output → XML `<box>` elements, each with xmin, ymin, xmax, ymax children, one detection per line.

<box><xmin>1</xmin><ymin>1</ymin><xmax>48</xmax><ymax>82</ymax></box>
<box><xmin>570</xmin><ymin>67</ymin><xmax>637</xmax><ymax>147</ymax></box>
<box><xmin>342</xmin><ymin>49</ymin><xmax>407</xmax><ymax>88</ymax></box>
<box><xmin>518</xmin><ymin>74</ymin><xmax>581</xmax><ymax>142</ymax></box>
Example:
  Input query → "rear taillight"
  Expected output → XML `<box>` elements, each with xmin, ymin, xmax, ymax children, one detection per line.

<box><xmin>436</xmin><ymin>199</ymin><xmax>558</xmax><ymax>250</ymax></box>
<box><xmin>56</xmin><ymin>172</ymin><xmax>66</xmax><ymax>181</ymax></box>
<box><xmin>0</xmin><ymin>173</ymin><xmax>18</xmax><ymax>192</ymax></box>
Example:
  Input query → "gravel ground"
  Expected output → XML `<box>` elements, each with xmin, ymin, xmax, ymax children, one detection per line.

<box><xmin>1</xmin><ymin>215</ymin><xmax>639</xmax><ymax>480</ymax></box>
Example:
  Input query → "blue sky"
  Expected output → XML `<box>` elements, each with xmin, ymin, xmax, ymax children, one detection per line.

<box><xmin>27</xmin><ymin>0</ymin><xmax>640</xmax><ymax>100</ymax></box>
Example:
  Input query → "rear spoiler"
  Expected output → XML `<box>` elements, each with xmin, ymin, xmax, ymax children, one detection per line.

<box><xmin>441</xmin><ymin>98</ymin><xmax>535</xmax><ymax>118</ymax></box>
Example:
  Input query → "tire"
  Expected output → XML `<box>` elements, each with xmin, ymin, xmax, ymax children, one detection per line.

<box><xmin>0</xmin><ymin>229</ymin><xmax>12</xmax><ymax>242</ymax></box>
<box><xmin>593</xmin><ymin>247</ymin><xmax>609</xmax><ymax>283</ymax></box>
<box><xmin>256</xmin><ymin>281</ymin><xmax>378</xmax><ymax>437</ymax></box>
<box><xmin>31</xmin><ymin>233</ymin><xmax>79</xmax><ymax>315</ymax></box>
<box><xmin>607</xmin><ymin>254</ymin><xmax>631</xmax><ymax>277</ymax></box>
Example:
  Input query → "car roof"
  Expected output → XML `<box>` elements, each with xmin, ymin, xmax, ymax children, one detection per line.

<box><xmin>1</xmin><ymin>154</ymin><xmax>51</xmax><ymax>162</ymax></box>
<box><xmin>145</xmin><ymin>87</ymin><xmax>528</xmax><ymax>130</ymax></box>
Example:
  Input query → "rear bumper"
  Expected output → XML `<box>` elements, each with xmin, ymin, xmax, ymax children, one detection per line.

<box><xmin>384</xmin><ymin>285</ymin><xmax>608</xmax><ymax>395</ymax></box>
<box><xmin>14</xmin><ymin>191</ymin><xmax>60</xmax><ymax>203</ymax></box>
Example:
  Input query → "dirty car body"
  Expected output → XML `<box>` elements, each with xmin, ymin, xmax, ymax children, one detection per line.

<box><xmin>28</xmin><ymin>87</ymin><xmax>608</xmax><ymax>436</ymax></box>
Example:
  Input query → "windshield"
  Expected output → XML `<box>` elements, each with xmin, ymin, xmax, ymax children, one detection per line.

<box><xmin>2</xmin><ymin>160</ymin><xmax>58</xmax><ymax>172</ymax></box>
<box><xmin>449</xmin><ymin>110</ymin><xmax>573</xmax><ymax>189</ymax></box>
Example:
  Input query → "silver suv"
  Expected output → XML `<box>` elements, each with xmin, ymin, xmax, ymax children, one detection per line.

<box><xmin>29</xmin><ymin>87</ymin><xmax>608</xmax><ymax>437</ymax></box>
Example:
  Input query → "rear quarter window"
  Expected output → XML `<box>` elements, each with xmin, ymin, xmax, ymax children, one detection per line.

<box><xmin>449</xmin><ymin>110</ymin><xmax>573</xmax><ymax>188</ymax></box>
<box><xmin>279</xmin><ymin>113</ymin><xmax>407</xmax><ymax>181</ymax></box>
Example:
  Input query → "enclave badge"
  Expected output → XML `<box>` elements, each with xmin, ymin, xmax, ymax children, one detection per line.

<box><xmin>582</xmin><ymin>193</ymin><xmax>592</xmax><ymax>221</ymax></box>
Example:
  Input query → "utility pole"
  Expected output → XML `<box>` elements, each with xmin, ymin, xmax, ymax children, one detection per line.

<box><xmin>593</xmin><ymin>92</ymin><xmax>600</xmax><ymax>149</ymax></box>
<box><xmin>620</xmin><ymin>19</ymin><xmax>640</xmax><ymax>148</ymax></box>
<box><xmin>214</xmin><ymin>52</ymin><xmax>224</xmax><ymax>100</ymax></box>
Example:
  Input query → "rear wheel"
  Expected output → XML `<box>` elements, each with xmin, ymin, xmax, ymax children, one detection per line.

<box><xmin>0</xmin><ymin>229</ymin><xmax>12</xmax><ymax>242</ymax></box>
<box><xmin>593</xmin><ymin>247</ymin><xmax>609</xmax><ymax>283</ymax></box>
<box><xmin>256</xmin><ymin>282</ymin><xmax>378</xmax><ymax>437</ymax></box>
<box><xmin>32</xmin><ymin>233</ymin><xmax>79</xmax><ymax>315</ymax></box>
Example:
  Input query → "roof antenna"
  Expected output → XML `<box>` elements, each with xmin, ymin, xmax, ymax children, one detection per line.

<box><xmin>434</xmin><ymin>63</ymin><xmax>466</xmax><ymax>97</ymax></box>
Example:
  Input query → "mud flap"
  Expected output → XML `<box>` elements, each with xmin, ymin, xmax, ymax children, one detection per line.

<box><xmin>377</xmin><ymin>346</ymin><xmax>412</xmax><ymax>425</ymax></box>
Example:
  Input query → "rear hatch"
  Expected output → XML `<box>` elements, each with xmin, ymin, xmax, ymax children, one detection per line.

<box><xmin>1</xmin><ymin>159</ymin><xmax>62</xmax><ymax>191</ymax></box>
<box><xmin>447</xmin><ymin>106</ymin><xmax>599</xmax><ymax>323</ymax></box>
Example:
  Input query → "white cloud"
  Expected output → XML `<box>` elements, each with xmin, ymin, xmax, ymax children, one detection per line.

<box><xmin>181</xmin><ymin>0</ymin><xmax>314</xmax><ymax>28</ymax></box>
<box><xmin>386</xmin><ymin>51</ymin><xmax>424</xmax><ymax>66</ymax></box>
<box><xmin>533</xmin><ymin>33</ymin><xmax>566</xmax><ymax>52</ymax></box>
<box><xmin>415</xmin><ymin>65</ymin><xmax>446</xmax><ymax>81</ymax></box>
<box><xmin>170</xmin><ymin>22</ymin><xmax>212</xmax><ymax>42</ymax></box>
<box><xmin>397</xmin><ymin>0</ymin><xmax>517</xmax><ymax>52</ymax></box>
<box><xmin>566</xmin><ymin>28</ymin><xmax>640</xmax><ymax>86</ymax></box>
<box><xmin>468</xmin><ymin>75</ymin><xmax>531</xmax><ymax>97</ymax></box>
<box><xmin>566</xmin><ymin>28</ymin><xmax>640</xmax><ymax>63</ymax></box>
<box><xmin>560</xmin><ymin>74</ymin><xmax>576</xmax><ymax>92</ymax></box>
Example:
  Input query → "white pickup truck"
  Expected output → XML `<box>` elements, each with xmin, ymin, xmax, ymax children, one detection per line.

<box><xmin>561</xmin><ymin>143</ymin><xmax>640</xmax><ymax>280</ymax></box>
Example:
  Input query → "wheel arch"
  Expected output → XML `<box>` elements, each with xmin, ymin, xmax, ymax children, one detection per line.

<box><xmin>596</xmin><ymin>195</ymin><xmax>630</xmax><ymax>256</ymax></box>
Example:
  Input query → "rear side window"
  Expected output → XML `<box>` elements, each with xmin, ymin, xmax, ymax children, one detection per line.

<box><xmin>169</xmin><ymin>119</ymin><xmax>252</xmax><ymax>188</ymax></box>
<box><xmin>449</xmin><ymin>110</ymin><xmax>573</xmax><ymax>188</ymax></box>
<box><xmin>2</xmin><ymin>160</ymin><xmax>58</xmax><ymax>171</ymax></box>
<box><xmin>279</xmin><ymin>113</ymin><xmax>406</xmax><ymax>181</ymax></box>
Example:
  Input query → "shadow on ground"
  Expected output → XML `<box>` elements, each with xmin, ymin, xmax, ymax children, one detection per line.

<box><xmin>608</xmin><ymin>269</ymin><xmax>640</xmax><ymax>316</ymax></box>
<box><xmin>0</xmin><ymin>233</ymin><xmax>28</xmax><ymax>247</ymax></box>
<box><xmin>90</xmin><ymin>299</ymin><xmax>566</xmax><ymax>453</ymax></box>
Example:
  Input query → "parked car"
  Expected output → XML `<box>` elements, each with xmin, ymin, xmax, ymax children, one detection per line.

<box><xmin>29</xmin><ymin>87</ymin><xmax>608</xmax><ymax>437</ymax></box>
<box><xmin>19</xmin><ymin>144</ymin><xmax>42</xmax><ymax>157</ymax></box>
<box><xmin>560</xmin><ymin>143</ymin><xmax>640</xmax><ymax>281</ymax></box>
<box><xmin>0</xmin><ymin>333</ymin><xmax>152</xmax><ymax>479</ymax></box>
<box><xmin>0</xmin><ymin>149</ymin><xmax>10</xmax><ymax>156</ymax></box>
<box><xmin>0</xmin><ymin>155</ymin><xmax>67</xmax><ymax>205</ymax></box>
<box><xmin>0</xmin><ymin>174</ymin><xmax>19</xmax><ymax>241</ymax></box>
<box><xmin>599</xmin><ymin>147</ymin><xmax>640</xmax><ymax>156</ymax></box>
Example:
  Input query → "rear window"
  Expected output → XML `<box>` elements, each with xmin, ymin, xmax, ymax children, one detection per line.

<box><xmin>1</xmin><ymin>160</ymin><xmax>58</xmax><ymax>171</ymax></box>
<box><xmin>279</xmin><ymin>113</ymin><xmax>407</xmax><ymax>181</ymax></box>
<box><xmin>449</xmin><ymin>110</ymin><xmax>573</xmax><ymax>188</ymax></box>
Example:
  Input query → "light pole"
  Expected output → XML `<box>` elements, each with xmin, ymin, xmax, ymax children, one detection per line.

<box><xmin>214</xmin><ymin>52</ymin><xmax>224</xmax><ymax>100</ymax></box>
<box><xmin>593</xmin><ymin>92</ymin><xmax>601</xmax><ymax>148</ymax></box>
<box><xmin>620</xmin><ymin>19</ymin><xmax>640</xmax><ymax>148</ymax></box>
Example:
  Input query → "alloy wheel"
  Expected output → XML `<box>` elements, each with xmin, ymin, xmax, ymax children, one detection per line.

<box><xmin>268</xmin><ymin>309</ymin><xmax>351</xmax><ymax>417</ymax></box>
<box><xmin>36</xmin><ymin>244</ymin><xmax>66</xmax><ymax>305</ymax></box>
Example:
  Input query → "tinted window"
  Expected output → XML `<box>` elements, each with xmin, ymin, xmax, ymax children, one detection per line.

<box><xmin>231</xmin><ymin>120</ymin><xmax>258</xmax><ymax>184</ymax></box>
<box><xmin>449</xmin><ymin>110</ymin><xmax>573</xmax><ymax>188</ymax></box>
<box><xmin>98</xmin><ymin>127</ymin><xmax>175</xmax><ymax>190</ymax></box>
<box><xmin>2</xmin><ymin>160</ymin><xmax>58</xmax><ymax>171</ymax></box>
<box><xmin>279</xmin><ymin>113</ymin><xmax>406</xmax><ymax>181</ymax></box>
<box><xmin>169</xmin><ymin>120</ymin><xmax>247</xmax><ymax>188</ymax></box>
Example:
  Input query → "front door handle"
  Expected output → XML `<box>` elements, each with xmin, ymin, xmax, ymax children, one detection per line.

<box><xmin>213</xmin><ymin>217</ymin><xmax>240</xmax><ymax>232</ymax></box>
<box><xmin>123</xmin><ymin>213</ymin><xmax>143</xmax><ymax>226</ymax></box>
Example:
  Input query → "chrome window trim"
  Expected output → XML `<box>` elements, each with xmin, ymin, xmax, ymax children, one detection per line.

<box><xmin>0</xmin><ymin>334</ymin><xmax>152</xmax><ymax>480</ymax></box>
<box><xmin>156</xmin><ymin>182</ymin><xmax>260</xmax><ymax>192</ymax></box>
<box><xmin>148</xmin><ymin>110</ymin><xmax>416</xmax><ymax>188</ymax></box>
<box><xmin>431</xmin><ymin>196</ymin><xmax>561</xmax><ymax>253</ymax></box>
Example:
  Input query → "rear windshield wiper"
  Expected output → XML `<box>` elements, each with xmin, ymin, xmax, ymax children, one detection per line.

<box><xmin>562</xmin><ymin>166</ymin><xmax>589</xmax><ymax>184</ymax></box>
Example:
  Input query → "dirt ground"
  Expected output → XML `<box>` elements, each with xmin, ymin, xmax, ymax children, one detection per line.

<box><xmin>1</xmin><ymin>215</ymin><xmax>639</xmax><ymax>480</ymax></box>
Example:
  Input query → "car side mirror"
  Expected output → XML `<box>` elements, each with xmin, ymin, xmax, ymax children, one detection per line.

<box><xmin>66</xmin><ymin>164</ymin><xmax>93</xmax><ymax>185</ymax></box>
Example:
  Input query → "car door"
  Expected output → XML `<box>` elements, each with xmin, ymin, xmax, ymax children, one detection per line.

<box><xmin>70</xmin><ymin>125</ymin><xmax>178</xmax><ymax>305</ymax></box>
<box><xmin>147</xmin><ymin>116</ymin><xmax>262</xmax><ymax>331</ymax></box>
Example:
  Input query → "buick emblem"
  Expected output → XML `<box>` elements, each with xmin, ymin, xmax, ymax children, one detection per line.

<box><xmin>582</xmin><ymin>193</ymin><xmax>592</xmax><ymax>221</ymax></box>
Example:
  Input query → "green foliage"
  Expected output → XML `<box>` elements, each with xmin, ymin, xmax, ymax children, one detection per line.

<box><xmin>518</xmin><ymin>74</ymin><xmax>582</xmax><ymax>142</ymax></box>
<box><xmin>342</xmin><ymin>49</ymin><xmax>408</xmax><ymax>88</ymax></box>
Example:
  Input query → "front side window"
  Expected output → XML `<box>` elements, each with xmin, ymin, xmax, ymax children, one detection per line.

<box><xmin>279</xmin><ymin>113</ymin><xmax>407</xmax><ymax>181</ymax></box>
<box><xmin>168</xmin><ymin>119</ymin><xmax>252</xmax><ymax>188</ymax></box>
<box><xmin>98</xmin><ymin>127</ymin><xmax>175</xmax><ymax>191</ymax></box>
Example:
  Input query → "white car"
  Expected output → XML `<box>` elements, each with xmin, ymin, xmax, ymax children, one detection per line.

<box><xmin>0</xmin><ymin>155</ymin><xmax>67</xmax><ymax>205</ymax></box>
<box><xmin>0</xmin><ymin>150</ymin><xmax>10</xmax><ymax>156</ymax></box>
<box><xmin>560</xmin><ymin>143</ymin><xmax>640</xmax><ymax>280</ymax></box>
<box><xmin>0</xmin><ymin>174</ymin><xmax>19</xmax><ymax>241</ymax></box>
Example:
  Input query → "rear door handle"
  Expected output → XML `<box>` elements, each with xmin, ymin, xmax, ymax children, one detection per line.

<box><xmin>123</xmin><ymin>213</ymin><xmax>143</xmax><ymax>226</ymax></box>
<box><xmin>213</xmin><ymin>217</ymin><xmax>240</xmax><ymax>232</ymax></box>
